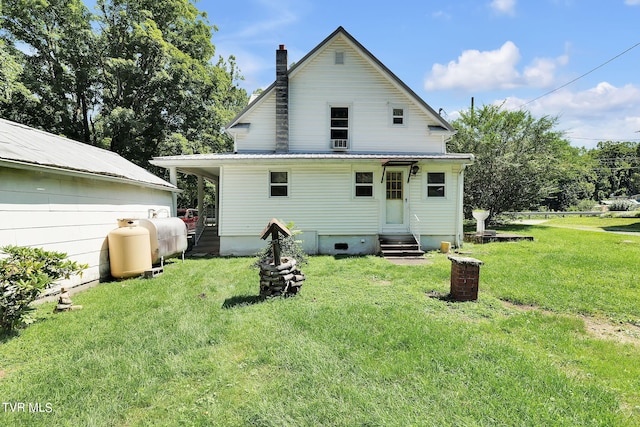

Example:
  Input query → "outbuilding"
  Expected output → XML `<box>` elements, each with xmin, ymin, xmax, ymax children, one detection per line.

<box><xmin>0</xmin><ymin>118</ymin><xmax>179</xmax><ymax>294</ymax></box>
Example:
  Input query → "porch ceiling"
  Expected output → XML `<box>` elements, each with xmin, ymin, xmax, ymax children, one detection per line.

<box><xmin>175</xmin><ymin>166</ymin><xmax>220</xmax><ymax>181</ymax></box>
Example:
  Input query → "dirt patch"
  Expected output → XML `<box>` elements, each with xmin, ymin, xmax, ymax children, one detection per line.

<box><xmin>503</xmin><ymin>301</ymin><xmax>640</xmax><ymax>346</ymax></box>
<box><xmin>581</xmin><ymin>316</ymin><xmax>640</xmax><ymax>346</ymax></box>
<box><xmin>0</xmin><ymin>370</ymin><xmax>6</xmax><ymax>380</ymax></box>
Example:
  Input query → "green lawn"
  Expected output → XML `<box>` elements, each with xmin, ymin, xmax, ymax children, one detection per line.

<box><xmin>1</xmin><ymin>219</ymin><xmax>639</xmax><ymax>426</ymax></box>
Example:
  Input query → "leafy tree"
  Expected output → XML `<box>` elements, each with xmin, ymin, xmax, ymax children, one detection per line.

<box><xmin>544</xmin><ymin>145</ymin><xmax>597</xmax><ymax>211</ymax></box>
<box><xmin>95</xmin><ymin>0</ymin><xmax>247</xmax><ymax>168</ymax></box>
<box><xmin>448</xmin><ymin>104</ymin><xmax>571</xmax><ymax>218</ymax></box>
<box><xmin>1</xmin><ymin>0</ymin><xmax>247</xmax><ymax>169</ymax></box>
<box><xmin>588</xmin><ymin>141</ymin><xmax>640</xmax><ymax>199</ymax></box>
<box><xmin>0</xmin><ymin>0</ymin><xmax>98</xmax><ymax>143</ymax></box>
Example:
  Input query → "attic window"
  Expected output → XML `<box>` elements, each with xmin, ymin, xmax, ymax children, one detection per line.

<box><xmin>393</xmin><ymin>108</ymin><xmax>404</xmax><ymax>125</ymax></box>
<box><xmin>390</xmin><ymin>105</ymin><xmax>406</xmax><ymax>126</ymax></box>
<box><xmin>335</xmin><ymin>51</ymin><xmax>345</xmax><ymax>65</ymax></box>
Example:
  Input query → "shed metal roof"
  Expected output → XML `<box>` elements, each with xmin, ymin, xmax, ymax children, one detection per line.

<box><xmin>0</xmin><ymin>118</ymin><xmax>177</xmax><ymax>191</ymax></box>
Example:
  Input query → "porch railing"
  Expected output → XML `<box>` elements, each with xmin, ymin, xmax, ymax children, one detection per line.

<box><xmin>409</xmin><ymin>208</ymin><xmax>421</xmax><ymax>247</ymax></box>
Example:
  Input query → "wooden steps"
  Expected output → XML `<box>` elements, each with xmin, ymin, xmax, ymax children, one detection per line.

<box><xmin>379</xmin><ymin>234</ymin><xmax>425</xmax><ymax>259</ymax></box>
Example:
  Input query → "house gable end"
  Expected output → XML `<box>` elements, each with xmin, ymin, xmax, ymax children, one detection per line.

<box><xmin>226</xmin><ymin>27</ymin><xmax>454</xmax><ymax>155</ymax></box>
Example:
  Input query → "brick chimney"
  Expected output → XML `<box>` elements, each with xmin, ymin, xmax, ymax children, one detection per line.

<box><xmin>275</xmin><ymin>44</ymin><xmax>289</xmax><ymax>153</ymax></box>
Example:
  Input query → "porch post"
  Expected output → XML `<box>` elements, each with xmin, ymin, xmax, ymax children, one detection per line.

<box><xmin>197</xmin><ymin>175</ymin><xmax>204</xmax><ymax>228</ymax></box>
<box><xmin>169</xmin><ymin>167</ymin><xmax>178</xmax><ymax>216</ymax></box>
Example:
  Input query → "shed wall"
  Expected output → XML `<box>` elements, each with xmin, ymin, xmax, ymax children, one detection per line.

<box><xmin>0</xmin><ymin>167</ymin><xmax>173</xmax><ymax>294</ymax></box>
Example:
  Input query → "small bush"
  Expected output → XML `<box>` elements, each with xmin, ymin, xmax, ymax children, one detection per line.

<box><xmin>0</xmin><ymin>246</ymin><xmax>87</xmax><ymax>332</ymax></box>
<box><xmin>254</xmin><ymin>221</ymin><xmax>307</xmax><ymax>267</ymax></box>
<box><xmin>569</xmin><ymin>199</ymin><xmax>599</xmax><ymax>212</ymax></box>
<box><xmin>608</xmin><ymin>199</ymin><xmax>637</xmax><ymax>211</ymax></box>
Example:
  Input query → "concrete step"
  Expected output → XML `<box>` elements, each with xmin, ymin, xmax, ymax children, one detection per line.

<box><xmin>379</xmin><ymin>234</ymin><xmax>424</xmax><ymax>258</ymax></box>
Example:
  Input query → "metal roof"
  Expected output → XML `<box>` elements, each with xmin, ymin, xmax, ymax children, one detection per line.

<box><xmin>0</xmin><ymin>118</ymin><xmax>177</xmax><ymax>191</ymax></box>
<box><xmin>152</xmin><ymin>152</ymin><xmax>474</xmax><ymax>163</ymax></box>
<box><xmin>150</xmin><ymin>151</ymin><xmax>474</xmax><ymax>182</ymax></box>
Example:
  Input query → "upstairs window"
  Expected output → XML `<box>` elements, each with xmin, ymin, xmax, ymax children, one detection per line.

<box><xmin>427</xmin><ymin>172</ymin><xmax>445</xmax><ymax>197</ymax></box>
<box><xmin>335</xmin><ymin>51</ymin><xmax>345</xmax><ymax>65</ymax></box>
<box><xmin>330</xmin><ymin>107</ymin><xmax>349</xmax><ymax>139</ymax></box>
<box><xmin>355</xmin><ymin>172</ymin><xmax>374</xmax><ymax>197</ymax></box>
<box><xmin>392</xmin><ymin>108</ymin><xmax>405</xmax><ymax>125</ymax></box>
<box><xmin>390</xmin><ymin>104</ymin><xmax>406</xmax><ymax>126</ymax></box>
<box><xmin>330</xmin><ymin>107</ymin><xmax>349</xmax><ymax>150</ymax></box>
<box><xmin>270</xmin><ymin>171</ymin><xmax>288</xmax><ymax>197</ymax></box>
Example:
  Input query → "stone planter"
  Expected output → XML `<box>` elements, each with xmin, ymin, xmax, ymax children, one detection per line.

<box><xmin>259</xmin><ymin>257</ymin><xmax>305</xmax><ymax>298</ymax></box>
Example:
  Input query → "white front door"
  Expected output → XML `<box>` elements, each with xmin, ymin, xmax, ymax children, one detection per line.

<box><xmin>385</xmin><ymin>170</ymin><xmax>406</xmax><ymax>229</ymax></box>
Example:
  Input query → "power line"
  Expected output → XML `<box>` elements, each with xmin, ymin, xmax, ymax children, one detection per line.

<box><xmin>519</xmin><ymin>41</ymin><xmax>640</xmax><ymax>108</ymax></box>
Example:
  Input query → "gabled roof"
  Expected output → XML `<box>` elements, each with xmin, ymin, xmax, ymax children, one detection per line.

<box><xmin>226</xmin><ymin>26</ymin><xmax>455</xmax><ymax>133</ymax></box>
<box><xmin>0</xmin><ymin>118</ymin><xmax>177</xmax><ymax>191</ymax></box>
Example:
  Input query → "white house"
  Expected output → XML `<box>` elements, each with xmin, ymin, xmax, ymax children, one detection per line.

<box><xmin>0</xmin><ymin>118</ymin><xmax>179</xmax><ymax>293</ymax></box>
<box><xmin>151</xmin><ymin>27</ymin><xmax>474</xmax><ymax>257</ymax></box>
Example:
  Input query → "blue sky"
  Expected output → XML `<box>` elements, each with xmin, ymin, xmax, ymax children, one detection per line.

<box><xmin>205</xmin><ymin>0</ymin><xmax>640</xmax><ymax>149</ymax></box>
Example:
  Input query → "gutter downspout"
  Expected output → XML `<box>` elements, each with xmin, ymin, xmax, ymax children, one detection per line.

<box><xmin>455</xmin><ymin>161</ymin><xmax>474</xmax><ymax>248</ymax></box>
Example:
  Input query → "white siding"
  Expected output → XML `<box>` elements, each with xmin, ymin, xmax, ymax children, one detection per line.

<box><xmin>0</xmin><ymin>167</ymin><xmax>173</xmax><ymax>293</ymax></box>
<box><xmin>290</xmin><ymin>37</ymin><xmax>444</xmax><ymax>153</ymax></box>
<box><xmin>220</xmin><ymin>161</ymin><xmax>381</xmax><ymax>237</ymax></box>
<box><xmin>408</xmin><ymin>163</ymin><xmax>463</xmax><ymax>236</ymax></box>
<box><xmin>234</xmin><ymin>96</ymin><xmax>276</xmax><ymax>152</ymax></box>
<box><xmin>236</xmin><ymin>34</ymin><xmax>448</xmax><ymax>154</ymax></box>
<box><xmin>218</xmin><ymin>160</ymin><xmax>465</xmax><ymax>253</ymax></box>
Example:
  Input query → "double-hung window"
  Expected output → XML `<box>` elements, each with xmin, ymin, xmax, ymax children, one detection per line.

<box><xmin>390</xmin><ymin>104</ymin><xmax>406</xmax><ymax>126</ymax></box>
<box><xmin>392</xmin><ymin>108</ymin><xmax>404</xmax><ymax>125</ymax></box>
<box><xmin>427</xmin><ymin>172</ymin><xmax>445</xmax><ymax>198</ymax></box>
<box><xmin>330</xmin><ymin>107</ymin><xmax>349</xmax><ymax>149</ymax></box>
<box><xmin>355</xmin><ymin>172</ymin><xmax>373</xmax><ymax>197</ymax></box>
<box><xmin>270</xmin><ymin>171</ymin><xmax>288</xmax><ymax>197</ymax></box>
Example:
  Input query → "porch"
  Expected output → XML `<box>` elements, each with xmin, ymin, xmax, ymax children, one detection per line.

<box><xmin>188</xmin><ymin>225</ymin><xmax>220</xmax><ymax>257</ymax></box>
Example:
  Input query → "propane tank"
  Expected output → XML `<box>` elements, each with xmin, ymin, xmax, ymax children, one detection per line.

<box><xmin>108</xmin><ymin>219</ymin><xmax>152</xmax><ymax>279</ymax></box>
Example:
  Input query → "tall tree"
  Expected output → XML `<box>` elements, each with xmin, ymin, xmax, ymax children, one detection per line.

<box><xmin>95</xmin><ymin>0</ymin><xmax>247</xmax><ymax>167</ymax></box>
<box><xmin>0</xmin><ymin>0</ymin><xmax>98</xmax><ymax>142</ymax></box>
<box><xmin>588</xmin><ymin>141</ymin><xmax>640</xmax><ymax>199</ymax></box>
<box><xmin>448</xmin><ymin>104</ymin><xmax>570</xmax><ymax>217</ymax></box>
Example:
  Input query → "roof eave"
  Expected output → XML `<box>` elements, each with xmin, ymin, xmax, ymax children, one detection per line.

<box><xmin>0</xmin><ymin>158</ymin><xmax>181</xmax><ymax>193</ymax></box>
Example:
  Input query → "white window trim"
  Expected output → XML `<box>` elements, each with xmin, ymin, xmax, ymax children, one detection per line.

<box><xmin>353</xmin><ymin>171</ymin><xmax>375</xmax><ymax>199</ymax></box>
<box><xmin>269</xmin><ymin>170</ymin><xmax>290</xmax><ymax>198</ymax></box>
<box><xmin>424</xmin><ymin>171</ymin><xmax>448</xmax><ymax>200</ymax></box>
<box><xmin>390</xmin><ymin>104</ymin><xmax>407</xmax><ymax>127</ymax></box>
<box><xmin>328</xmin><ymin>103</ymin><xmax>352</xmax><ymax>150</ymax></box>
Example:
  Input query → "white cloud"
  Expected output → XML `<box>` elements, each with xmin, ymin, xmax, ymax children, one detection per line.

<box><xmin>625</xmin><ymin>0</ymin><xmax>640</xmax><ymax>6</ymax></box>
<box><xmin>425</xmin><ymin>42</ymin><xmax>521</xmax><ymax>91</ymax></box>
<box><xmin>432</xmin><ymin>10</ymin><xmax>452</xmax><ymax>20</ymax></box>
<box><xmin>425</xmin><ymin>42</ymin><xmax>567</xmax><ymax>92</ymax></box>
<box><xmin>490</xmin><ymin>0</ymin><xmax>517</xmax><ymax>15</ymax></box>
<box><xmin>500</xmin><ymin>82</ymin><xmax>640</xmax><ymax>148</ymax></box>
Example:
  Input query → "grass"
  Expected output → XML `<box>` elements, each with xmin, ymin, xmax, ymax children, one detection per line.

<box><xmin>544</xmin><ymin>215</ymin><xmax>640</xmax><ymax>232</ymax></box>
<box><xmin>1</xmin><ymin>217</ymin><xmax>639</xmax><ymax>426</ymax></box>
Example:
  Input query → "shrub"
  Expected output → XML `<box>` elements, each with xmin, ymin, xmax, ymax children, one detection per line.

<box><xmin>608</xmin><ymin>199</ymin><xmax>637</xmax><ymax>211</ymax></box>
<box><xmin>0</xmin><ymin>246</ymin><xmax>87</xmax><ymax>332</ymax></box>
<box><xmin>254</xmin><ymin>221</ymin><xmax>307</xmax><ymax>267</ymax></box>
<box><xmin>569</xmin><ymin>199</ymin><xmax>599</xmax><ymax>212</ymax></box>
